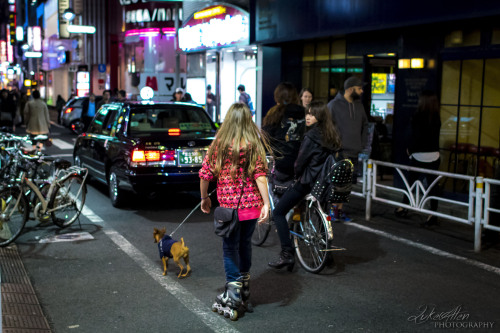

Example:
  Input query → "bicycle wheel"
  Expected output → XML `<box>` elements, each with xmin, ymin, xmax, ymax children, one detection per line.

<box><xmin>0</xmin><ymin>186</ymin><xmax>29</xmax><ymax>247</ymax></box>
<box><xmin>252</xmin><ymin>216</ymin><xmax>272</xmax><ymax>246</ymax></box>
<box><xmin>291</xmin><ymin>200</ymin><xmax>330</xmax><ymax>273</ymax></box>
<box><xmin>50</xmin><ymin>174</ymin><xmax>86</xmax><ymax>228</ymax></box>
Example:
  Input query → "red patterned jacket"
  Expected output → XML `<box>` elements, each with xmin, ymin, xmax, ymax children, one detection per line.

<box><xmin>199</xmin><ymin>146</ymin><xmax>267</xmax><ymax>209</ymax></box>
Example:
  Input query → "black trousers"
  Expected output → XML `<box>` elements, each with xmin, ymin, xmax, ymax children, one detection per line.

<box><xmin>273</xmin><ymin>181</ymin><xmax>310</xmax><ymax>253</ymax></box>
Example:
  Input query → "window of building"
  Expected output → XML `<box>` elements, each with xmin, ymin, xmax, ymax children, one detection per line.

<box><xmin>301</xmin><ymin>39</ymin><xmax>351</xmax><ymax>104</ymax></box>
<box><xmin>444</xmin><ymin>29</ymin><xmax>481</xmax><ymax>48</ymax></box>
<box><xmin>440</xmin><ymin>58</ymin><xmax>500</xmax><ymax>178</ymax></box>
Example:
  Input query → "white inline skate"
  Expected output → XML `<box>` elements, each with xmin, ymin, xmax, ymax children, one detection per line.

<box><xmin>212</xmin><ymin>281</ymin><xmax>242</xmax><ymax>321</ymax></box>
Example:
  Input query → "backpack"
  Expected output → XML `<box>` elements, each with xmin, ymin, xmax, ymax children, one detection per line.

<box><xmin>310</xmin><ymin>152</ymin><xmax>354</xmax><ymax>206</ymax></box>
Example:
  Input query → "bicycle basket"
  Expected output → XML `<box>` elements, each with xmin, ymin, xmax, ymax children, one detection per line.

<box><xmin>327</xmin><ymin>159</ymin><xmax>353</xmax><ymax>203</ymax></box>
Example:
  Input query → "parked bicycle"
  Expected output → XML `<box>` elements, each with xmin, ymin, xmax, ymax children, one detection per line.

<box><xmin>0</xmin><ymin>157</ymin><xmax>88</xmax><ymax>247</ymax></box>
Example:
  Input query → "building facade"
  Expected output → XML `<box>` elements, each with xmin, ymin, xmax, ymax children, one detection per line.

<box><xmin>251</xmin><ymin>0</ymin><xmax>500</xmax><ymax>180</ymax></box>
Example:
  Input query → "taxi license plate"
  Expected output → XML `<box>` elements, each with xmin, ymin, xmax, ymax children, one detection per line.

<box><xmin>179</xmin><ymin>150</ymin><xmax>205</xmax><ymax>166</ymax></box>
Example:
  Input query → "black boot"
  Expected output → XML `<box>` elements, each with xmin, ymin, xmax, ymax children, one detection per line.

<box><xmin>268</xmin><ymin>250</ymin><xmax>295</xmax><ymax>272</ymax></box>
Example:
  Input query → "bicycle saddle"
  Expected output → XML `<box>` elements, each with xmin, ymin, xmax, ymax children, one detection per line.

<box><xmin>54</xmin><ymin>159</ymin><xmax>72</xmax><ymax>170</ymax></box>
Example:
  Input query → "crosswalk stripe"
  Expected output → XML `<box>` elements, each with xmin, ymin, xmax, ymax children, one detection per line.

<box><xmin>51</xmin><ymin>138</ymin><xmax>74</xmax><ymax>150</ymax></box>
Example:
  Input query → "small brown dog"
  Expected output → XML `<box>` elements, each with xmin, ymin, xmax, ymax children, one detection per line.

<box><xmin>153</xmin><ymin>227</ymin><xmax>191</xmax><ymax>278</ymax></box>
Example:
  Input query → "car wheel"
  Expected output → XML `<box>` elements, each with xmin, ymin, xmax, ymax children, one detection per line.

<box><xmin>108</xmin><ymin>165</ymin><xmax>125</xmax><ymax>207</ymax></box>
<box><xmin>70</xmin><ymin>120</ymin><xmax>85</xmax><ymax>135</ymax></box>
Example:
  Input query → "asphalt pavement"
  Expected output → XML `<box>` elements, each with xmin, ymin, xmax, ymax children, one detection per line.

<box><xmin>1</xmin><ymin>114</ymin><xmax>500</xmax><ymax>332</ymax></box>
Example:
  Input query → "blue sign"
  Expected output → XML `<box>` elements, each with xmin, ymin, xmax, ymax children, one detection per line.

<box><xmin>98</xmin><ymin>64</ymin><xmax>106</xmax><ymax>73</ymax></box>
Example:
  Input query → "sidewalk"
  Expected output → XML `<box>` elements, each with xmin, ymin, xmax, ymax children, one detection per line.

<box><xmin>0</xmin><ymin>244</ymin><xmax>51</xmax><ymax>332</ymax></box>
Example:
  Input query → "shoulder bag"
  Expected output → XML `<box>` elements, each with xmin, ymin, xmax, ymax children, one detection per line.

<box><xmin>213</xmin><ymin>179</ymin><xmax>245</xmax><ymax>238</ymax></box>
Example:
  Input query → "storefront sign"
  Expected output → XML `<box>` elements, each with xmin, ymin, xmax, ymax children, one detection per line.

<box><xmin>178</xmin><ymin>4</ymin><xmax>249</xmax><ymax>52</ymax></box>
<box><xmin>58</xmin><ymin>0</ymin><xmax>71</xmax><ymax>39</ymax></box>
<box><xmin>138</xmin><ymin>72</ymin><xmax>187</xmax><ymax>97</ymax></box>
<box><xmin>122</xmin><ymin>1</ymin><xmax>181</xmax><ymax>31</ymax></box>
<box><xmin>372</xmin><ymin>73</ymin><xmax>387</xmax><ymax>94</ymax></box>
<box><xmin>76</xmin><ymin>71</ymin><xmax>90</xmax><ymax>97</ymax></box>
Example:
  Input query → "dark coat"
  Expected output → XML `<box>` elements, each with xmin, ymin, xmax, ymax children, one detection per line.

<box><xmin>408</xmin><ymin>111</ymin><xmax>441</xmax><ymax>154</ymax></box>
<box><xmin>262</xmin><ymin>104</ymin><xmax>305</xmax><ymax>180</ymax></box>
<box><xmin>294</xmin><ymin>124</ymin><xmax>332</xmax><ymax>186</ymax></box>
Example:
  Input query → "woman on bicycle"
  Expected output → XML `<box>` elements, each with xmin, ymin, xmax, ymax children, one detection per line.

<box><xmin>268</xmin><ymin>101</ymin><xmax>341</xmax><ymax>271</ymax></box>
<box><xmin>199</xmin><ymin>102</ymin><xmax>271</xmax><ymax>319</ymax></box>
<box><xmin>262</xmin><ymin>82</ymin><xmax>305</xmax><ymax>205</ymax></box>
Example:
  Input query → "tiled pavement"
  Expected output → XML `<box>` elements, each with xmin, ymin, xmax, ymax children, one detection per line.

<box><xmin>0</xmin><ymin>245</ymin><xmax>51</xmax><ymax>333</ymax></box>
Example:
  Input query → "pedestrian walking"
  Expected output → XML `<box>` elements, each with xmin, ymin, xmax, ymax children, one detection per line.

<box><xmin>81</xmin><ymin>93</ymin><xmax>97</xmax><ymax>131</ymax></box>
<box><xmin>299</xmin><ymin>87</ymin><xmax>314</xmax><ymax>109</ymax></box>
<box><xmin>199</xmin><ymin>102</ymin><xmax>271</xmax><ymax>319</ymax></box>
<box><xmin>262</xmin><ymin>82</ymin><xmax>305</xmax><ymax>205</ymax></box>
<box><xmin>56</xmin><ymin>95</ymin><xmax>66</xmax><ymax>125</ymax></box>
<box><xmin>24</xmin><ymin>90</ymin><xmax>50</xmax><ymax>150</ymax></box>
<box><xmin>118</xmin><ymin>90</ymin><xmax>127</xmax><ymax>101</ymax></box>
<box><xmin>172</xmin><ymin>87</ymin><xmax>184</xmax><ymax>102</ymax></box>
<box><xmin>237</xmin><ymin>85</ymin><xmax>254</xmax><ymax>113</ymax></box>
<box><xmin>268</xmin><ymin>101</ymin><xmax>341</xmax><ymax>271</ymax></box>
<box><xmin>206</xmin><ymin>84</ymin><xmax>216</xmax><ymax>121</ymax></box>
<box><xmin>327</xmin><ymin>76</ymin><xmax>369</xmax><ymax>221</ymax></box>
<box><xmin>395</xmin><ymin>90</ymin><xmax>442</xmax><ymax>226</ymax></box>
<box><xmin>97</xmin><ymin>90</ymin><xmax>111</xmax><ymax>109</ymax></box>
<box><xmin>0</xmin><ymin>89</ymin><xmax>16</xmax><ymax>131</ymax></box>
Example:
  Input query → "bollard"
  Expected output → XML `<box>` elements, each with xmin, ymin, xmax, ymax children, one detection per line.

<box><xmin>474</xmin><ymin>177</ymin><xmax>483</xmax><ymax>253</ymax></box>
<box><xmin>365</xmin><ymin>160</ymin><xmax>373</xmax><ymax>221</ymax></box>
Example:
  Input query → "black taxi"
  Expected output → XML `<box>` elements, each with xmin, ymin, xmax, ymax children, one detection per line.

<box><xmin>73</xmin><ymin>101</ymin><xmax>216</xmax><ymax>207</ymax></box>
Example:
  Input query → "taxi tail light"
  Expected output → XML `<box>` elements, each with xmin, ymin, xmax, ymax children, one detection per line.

<box><xmin>162</xmin><ymin>150</ymin><xmax>175</xmax><ymax>161</ymax></box>
<box><xmin>132</xmin><ymin>150</ymin><xmax>169</xmax><ymax>163</ymax></box>
<box><xmin>145</xmin><ymin>151</ymin><xmax>160</xmax><ymax>162</ymax></box>
<box><xmin>64</xmin><ymin>107</ymin><xmax>73</xmax><ymax>114</ymax></box>
<box><xmin>132</xmin><ymin>150</ymin><xmax>146</xmax><ymax>162</ymax></box>
<box><xmin>168</xmin><ymin>128</ymin><xmax>181</xmax><ymax>136</ymax></box>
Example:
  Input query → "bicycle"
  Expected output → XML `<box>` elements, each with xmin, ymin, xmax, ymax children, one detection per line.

<box><xmin>252</xmin><ymin>156</ymin><xmax>351</xmax><ymax>273</ymax></box>
<box><xmin>0</xmin><ymin>159</ymin><xmax>88</xmax><ymax>247</ymax></box>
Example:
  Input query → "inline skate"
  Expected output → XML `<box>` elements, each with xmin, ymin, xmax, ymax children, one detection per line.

<box><xmin>212</xmin><ymin>281</ymin><xmax>242</xmax><ymax>321</ymax></box>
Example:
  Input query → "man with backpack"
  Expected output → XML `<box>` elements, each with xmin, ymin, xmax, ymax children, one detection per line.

<box><xmin>237</xmin><ymin>85</ymin><xmax>254</xmax><ymax>114</ymax></box>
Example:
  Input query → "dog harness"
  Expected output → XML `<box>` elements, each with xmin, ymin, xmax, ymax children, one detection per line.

<box><xmin>158</xmin><ymin>235</ymin><xmax>178</xmax><ymax>259</ymax></box>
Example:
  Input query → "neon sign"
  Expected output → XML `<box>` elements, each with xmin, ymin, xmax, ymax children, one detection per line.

<box><xmin>179</xmin><ymin>5</ymin><xmax>249</xmax><ymax>52</ymax></box>
<box><xmin>194</xmin><ymin>6</ymin><xmax>226</xmax><ymax>20</ymax></box>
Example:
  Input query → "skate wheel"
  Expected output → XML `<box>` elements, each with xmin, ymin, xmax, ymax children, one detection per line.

<box><xmin>229</xmin><ymin>310</ymin><xmax>238</xmax><ymax>321</ymax></box>
<box><xmin>218</xmin><ymin>307</ymin><xmax>225</xmax><ymax>315</ymax></box>
<box><xmin>212</xmin><ymin>303</ymin><xmax>221</xmax><ymax>313</ymax></box>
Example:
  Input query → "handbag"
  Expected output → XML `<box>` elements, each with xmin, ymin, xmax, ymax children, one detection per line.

<box><xmin>213</xmin><ymin>180</ymin><xmax>245</xmax><ymax>238</ymax></box>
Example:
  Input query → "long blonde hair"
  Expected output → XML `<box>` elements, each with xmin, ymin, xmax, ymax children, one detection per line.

<box><xmin>207</xmin><ymin>103</ymin><xmax>271</xmax><ymax>179</ymax></box>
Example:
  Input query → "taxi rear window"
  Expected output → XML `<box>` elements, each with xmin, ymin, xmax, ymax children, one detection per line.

<box><xmin>129</xmin><ymin>107</ymin><xmax>214</xmax><ymax>134</ymax></box>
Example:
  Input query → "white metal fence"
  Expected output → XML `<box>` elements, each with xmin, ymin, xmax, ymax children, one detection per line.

<box><xmin>351</xmin><ymin>159</ymin><xmax>499</xmax><ymax>252</ymax></box>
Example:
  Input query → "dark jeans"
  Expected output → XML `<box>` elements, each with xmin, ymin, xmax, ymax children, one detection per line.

<box><xmin>402</xmin><ymin>158</ymin><xmax>441</xmax><ymax>211</ymax></box>
<box><xmin>273</xmin><ymin>181</ymin><xmax>310</xmax><ymax>253</ymax></box>
<box><xmin>222</xmin><ymin>218</ymin><xmax>257</xmax><ymax>282</ymax></box>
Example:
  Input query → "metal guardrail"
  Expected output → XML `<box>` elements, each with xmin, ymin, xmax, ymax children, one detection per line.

<box><xmin>351</xmin><ymin>159</ymin><xmax>498</xmax><ymax>253</ymax></box>
<box><xmin>483</xmin><ymin>178</ymin><xmax>500</xmax><ymax>234</ymax></box>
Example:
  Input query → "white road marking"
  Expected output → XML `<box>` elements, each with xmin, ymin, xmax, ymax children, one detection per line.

<box><xmin>81</xmin><ymin>206</ymin><xmax>103</xmax><ymax>223</ymax></box>
<box><xmin>349</xmin><ymin>222</ymin><xmax>500</xmax><ymax>276</ymax></box>
<box><xmin>80</xmin><ymin>206</ymin><xmax>239</xmax><ymax>333</ymax></box>
<box><xmin>51</xmin><ymin>138</ymin><xmax>74</xmax><ymax>150</ymax></box>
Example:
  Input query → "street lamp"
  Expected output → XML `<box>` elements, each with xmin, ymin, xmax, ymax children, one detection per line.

<box><xmin>63</xmin><ymin>8</ymin><xmax>76</xmax><ymax>21</ymax></box>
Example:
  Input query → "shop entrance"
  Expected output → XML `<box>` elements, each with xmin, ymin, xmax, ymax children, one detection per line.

<box><xmin>364</xmin><ymin>56</ymin><xmax>397</xmax><ymax>165</ymax></box>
